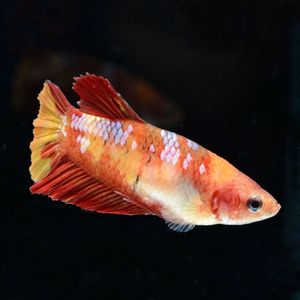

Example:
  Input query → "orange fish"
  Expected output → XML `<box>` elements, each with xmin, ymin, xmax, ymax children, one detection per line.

<box><xmin>29</xmin><ymin>74</ymin><xmax>281</xmax><ymax>232</ymax></box>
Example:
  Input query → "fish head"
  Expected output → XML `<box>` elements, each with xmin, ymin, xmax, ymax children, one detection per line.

<box><xmin>209</xmin><ymin>160</ymin><xmax>281</xmax><ymax>225</ymax></box>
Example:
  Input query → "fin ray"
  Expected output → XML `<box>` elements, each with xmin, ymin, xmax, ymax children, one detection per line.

<box><xmin>30</xmin><ymin>159</ymin><xmax>151</xmax><ymax>216</ymax></box>
<box><xmin>29</xmin><ymin>81</ymin><xmax>71</xmax><ymax>182</ymax></box>
<box><xmin>165</xmin><ymin>220</ymin><xmax>195</xmax><ymax>233</ymax></box>
<box><xmin>73</xmin><ymin>74</ymin><xmax>145</xmax><ymax>122</ymax></box>
<box><xmin>162</xmin><ymin>211</ymin><xmax>195</xmax><ymax>233</ymax></box>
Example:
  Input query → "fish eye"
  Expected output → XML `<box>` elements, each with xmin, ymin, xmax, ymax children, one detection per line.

<box><xmin>247</xmin><ymin>197</ymin><xmax>263</xmax><ymax>213</ymax></box>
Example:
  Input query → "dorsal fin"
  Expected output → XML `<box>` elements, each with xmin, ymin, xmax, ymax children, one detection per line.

<box><xmin>73</xmin><ymin>74</ymin><xmax>145</xmax><ymax>122</ymax></box>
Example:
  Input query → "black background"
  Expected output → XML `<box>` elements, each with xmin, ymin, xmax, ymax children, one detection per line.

<box><xmin>1</xmin><ymin>1</ymin><xmax>300</xmax><ymax>299</ymax></box>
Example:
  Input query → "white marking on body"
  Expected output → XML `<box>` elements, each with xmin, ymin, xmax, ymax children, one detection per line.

<box><xmin>114</xmin><ymin>128</ymin><xmax>123</xmax><ymax>144</ymax></box>
<box><xmin>71</xmin><ymin>114</ymin><xmax>75</xmax><ymax>128</ymax></box>
<box><xmin>78</xmin><ymin>115</ymin><xmax>84</xmax><ymax>131</ymax></box>
<box><xmin>160</xmin><ymin>149</ymin><xmax>166</xmax><ymax>160</ymax></box>
<box><xmin>82</xmin><ymin>122</ymin><xmax>88</xmax><ymax>133</ymax></box>
<box><xmin>160</xmin><ymin>130</ymin><xmax>180</xmax><ymax>165</ymax></box>
<box><xmin>127</xmin><ymin>124</ymin><xmax>133</xmax><ymax>134</ymax></box>
<box><xmin>172</xmin><ymin>149</ymin><xmax>180</xmax><ymax>165</ymax></box>
<box><xmin>80</xmin><ymin>137</ymin><xmax>90</xmax><ymax>153</ymax></box>
<box><xmin>199</xmin><ymin>163</ymin><xmax>206</xmax><ymax>174</ymax></box>
<box><xmin>183</xmin><ymin>152</ymin><xmax>192</xmax><ymax>170</ymax></box>
<box><xmin>78</xmin><ymin>121</ymin><xmax>84</xmax><ymax>132</ymax></box>
<box><xmin>120</xmin><ymin>131</ymin><xmax>129</xmax><ymax>146</ymax></box>
<box><xmin>72</xmin><ymin>114</ymin><xmax>134</xmax><ymax>147</ymax></box>
<box><xmin>99</xmin><ymin>121</ymin><xmax>104</xmax><ymax>130</ymax></box>
<box><xmin>88</xmin><ymin>125</ymin><xmax>94</xmax><ymax>134</ymax></box>
<box><xmin>166</xmin><ymin>153</ymin><xmax>171</xmax><ymax>163</ymax></box>
<box><xmin>149</xmin><ymin>144</ymin><xmax>155</xmax><ymax>153</ymax></box>
<box><xmin>83</xmin><ymin>116</ymin><xmax>93</xmax><ymax>133</ymax></box>
<box><xmin>120</xmin><ymin>137</ymin><xmax>126</xmax><ymax>146</ymax></box>
<box><xmin>187</xmin><ymin>139</ymin><xmax>199</xmax><ymax>150</ymax></box>
<box><xmin>74</xmin><ymin>116</ymin><xmax>79</xmax><ymax>130</ymax></box>
<box><xmin>131</xmin><ymin>140</ymin><xmax>137</xmax><ymax>150</ymax></box>
<box><xmin>60</xmin><ymin>115</ymin><xmax>67</xmax><ymax>137</ymax></box>
<box><xmin>170</xmin><ymin>146</ymin><xmax>175</xmax><ymax>155</ymax></box>
<box><xmin>93</xmin><ymin>126</ymin><xmax>99</xmax><ymax>136</ymax></box>
<box><xmin>76</xmin><ymin>116</ymin><xmax>81</xmax><ymax>132</ymax></box>
<box><xmin>103</xmin><ymin>131</ymin><xmax>109</xmax><ymax>141</ymax></box>
<box><xmin>76</xmin><ymin>134</ymin><xmax>82</xmax><ymax>143</ymax></box>
<box><xmin>183</xmin><ymin>159</ymin><xmax>189</xmax><ymax>169</ymax></box>
<box><xmin>123</xmin><ymin>131</ymin><xmax>129</xmax><ymax>139</ymax></box>
<box><xmin>171</xmin><ymin>133</ymin><xmax>176</xmax><ymax>143</ymax></box>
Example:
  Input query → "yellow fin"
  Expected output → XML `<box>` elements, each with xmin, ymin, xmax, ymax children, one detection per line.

<box><xmin>29</xmin><ymin>80</ymin><xmax>71</xmax><ymax>182</ymax></box>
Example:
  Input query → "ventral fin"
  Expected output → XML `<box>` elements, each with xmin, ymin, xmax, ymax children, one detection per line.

<box><xmin>30</xmin><ymin>158</ymin><xmax>150</xmax><ymax>216</ymax></box>
<box><xmin>73</xmin><ymin>74</ymin><xmax>145</xmax><ymax>123</ymax></box>
<box><xmin>162</xmin><ymin>210</ymin><xmax>195</xmax><ymax>233</ymax></box>
<box><xmin>165</xmin><ymin>221</ymin><xmax>195</xmax><ymax>233</ymax></box>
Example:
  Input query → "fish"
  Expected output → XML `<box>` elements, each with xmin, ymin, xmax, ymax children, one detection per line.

<box><xmin>29</xmin><ymin>74</ymin><xmax>281</xmax><ymax>232</ymax></box>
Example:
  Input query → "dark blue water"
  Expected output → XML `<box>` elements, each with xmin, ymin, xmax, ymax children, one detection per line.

<box><xmin>1</xmin><ymin>1</ymin><xmax>299</xmax><ymax>299</ymax></box>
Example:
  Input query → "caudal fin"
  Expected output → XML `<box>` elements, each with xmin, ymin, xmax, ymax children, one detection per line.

<box><xmin>29</xmin><ymin>80</ymin><xmax>71</xmax><ymax>183</ymax></box>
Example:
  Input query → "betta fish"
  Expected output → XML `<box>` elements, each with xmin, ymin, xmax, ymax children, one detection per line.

<box><xmin>29</xmin><ymin>74</ymin><xmax>281</xmax><ymax>232</ymax></box>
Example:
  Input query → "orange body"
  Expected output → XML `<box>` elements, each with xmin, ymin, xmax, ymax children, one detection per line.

<box><xmin>29</xmin><ymin>74</ymin><xmax>280</xmax><ymax>232</ymax></box>
<box><xmin>61</xmin><ymin>107</ymin><xmax>213</xmax><ymax>217</ymax></box>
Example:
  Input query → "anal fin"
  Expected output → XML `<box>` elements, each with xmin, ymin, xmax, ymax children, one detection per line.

<box><xmin>30</xmin><ymin>158</ymin><xmax>150</xmax><ymax>216</ymax></box>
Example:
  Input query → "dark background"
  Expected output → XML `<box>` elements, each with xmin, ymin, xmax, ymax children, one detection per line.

<box><xmin>1</xmin><ymin>1</ymin><xmax>300</xmax><ymax>299</ymax></box>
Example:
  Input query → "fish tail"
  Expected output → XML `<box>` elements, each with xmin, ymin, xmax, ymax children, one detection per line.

<box><xmin>29</xmin><ymin>80</ymin><xmax>71</xmax><ymax>183</ymax></box>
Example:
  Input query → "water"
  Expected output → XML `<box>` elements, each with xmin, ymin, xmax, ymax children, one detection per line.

<box><xmin>1</xmin><ymin>1</ymin><xmax>299</xmax><ymax>299</ymax></box>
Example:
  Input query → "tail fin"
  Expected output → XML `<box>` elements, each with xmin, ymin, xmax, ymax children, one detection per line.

<box><xmin>29</xmin><ymin>80</ymin><xmax>71</xmax><ymax>183</ymax></box>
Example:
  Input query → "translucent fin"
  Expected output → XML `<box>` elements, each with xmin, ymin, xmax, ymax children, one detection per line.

<box><xmin>165</xmin><ymin>220</ymin><xmax>195</xmax><ymax>233</ymax></box>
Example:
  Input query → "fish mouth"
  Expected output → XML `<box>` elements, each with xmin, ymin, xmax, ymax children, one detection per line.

<box><xmin>274</xmin><ymin>202</ymin><xmax>281</xmax><ymax>215</ymax></box>
<box><xmin>265</xmin><ymin>201</ymin><xmax>281</xmax><ymax>219</ymax></box>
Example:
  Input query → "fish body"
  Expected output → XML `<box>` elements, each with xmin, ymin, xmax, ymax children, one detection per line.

<box><xmin>29</xmin><ymin>74</ymin><xmax>280</xmax><ymax>232</ymax></box>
